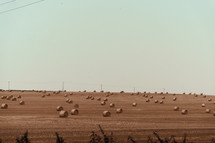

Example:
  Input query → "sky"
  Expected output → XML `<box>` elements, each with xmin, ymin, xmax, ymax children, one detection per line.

<box><xmin>0</xmin><ymin>0</ymin><xmax>215</xmax><ymax>94</ymax></box>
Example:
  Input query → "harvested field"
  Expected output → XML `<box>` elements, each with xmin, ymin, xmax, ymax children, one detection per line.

<box><xmin>0</xmin><ymin>90</ymin><xmax>215</xmax><ymax>143</ymax></box>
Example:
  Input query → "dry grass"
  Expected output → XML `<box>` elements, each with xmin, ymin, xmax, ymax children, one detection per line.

<box><xmin>0</xmin><ymin>125</ymin><xmax>209</xmax><ymax>143</ymax></box>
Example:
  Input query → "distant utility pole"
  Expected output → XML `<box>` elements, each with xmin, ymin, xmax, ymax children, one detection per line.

<box><xmin>101</xmin><ymin>84</ymin><xmax>103</xmax><ymax>91</ymax></box>
<box><xmin>163</xmin><ymin>88</ymin><xmax>165</xmax><ymax>93</ymax></box>
<box><xmin>8</xmin><ymin>81</ymin><xmax>10</xmax><ymax>90</ymax></box>
<box><xmin>133</xmin><ymin>87</ymin><xmax>135</xmax><ymax>93</ymax></box>
<box><xmin>62</xmin><ymin>81</ymin><xmax>64</xmax><ymax>91</ymax></box>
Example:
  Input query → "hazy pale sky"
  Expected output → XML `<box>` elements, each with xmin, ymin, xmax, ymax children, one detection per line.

<box><xmin>0</xmin><ymin>0</ymin><xmax>215</xmax><ymax>94</ymax></box>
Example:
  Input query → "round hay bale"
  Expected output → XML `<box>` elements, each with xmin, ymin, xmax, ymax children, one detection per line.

<box><xmin>173</xmin><ymin>94</ymin><xmax>176</xmax><ymax>96</ymax></box>
<box><xmin>166</xmin><ymin>92</ymin><xmax>168</xmax><ymax>94</ymax></box>
<box><xmin>109</xmin><ymin>103</ymin><xmax>115</xmax><ymax>108</ymax></box>
<box><xmin>106</xmin><ymin>94</ymin><xmax>109</xmax><ymax>97</ymax></box>
<box><xmin>46</xmin><ymin>93</ymin><xmax>51</xmax><ymax>96</ymax></box>
<box><xmin>74</xmin><ymin>104</ymin><xmax>79</xmax><ymax>108</ymax></box>
<box><xmin>6</xmin><ymin>95</ymin><xmax>13</xmax><ymax>100</ymax></box>
<box><xmin>214</xmin><ymin>101</ymin><xmax>215</xmax><ymax>104</ymax></box>
<box><xmin>101</xmin><ymin>101</ymin><xmax>106</xmax><ymax>105</ymax></box>
<box><xmin>173</xmin><ymin>97</ymin><xmax>177</xmax><ymax>101</ymax></box>
<box><xmin>71</xmin><ymin>109</ymin><xmax>79</xmax><ymax>115</ymax></box>
<box><xmin>56</xmin><ymin>106</ymin><xmax>63</xmax><ymax>111</ymax></box>
<box><xmin>150</xmin><ymin>96</ymin><xmax>153</xmax><ymax>99</ymax></box>
<box><xmin>160</xmin><ymin>100</ymin><xmax>164</xmax><ymax>104</ymax></box>
<box><xmin>173</xmin><ymin>106</ymin><xmax>179</xmax><ymax>111</ymax></box>
<box><xmin>116</xmin><ymin>108</ymin><xmax>123</xmax><ymax>114</ymax></box>
<box><xmin>131</xmin><ymin>93</ymin><xmax>134</xmax><ymax>95</ymax></box>
<box><xmin>64</xmin><ymin>94</ymin><xmax>68</xmax><ymax>97</ymax></box>
<box><xmin>103</xmin><ymin>111</ymin><xmax>111</xmax><ymax>117</ymax></box>
<box><xmin>120</xmin><ymin>91</ymin><xmax>124</xmax><ymax>94</ymax></box>
<box><xmin>181</xmin><ymin>109</ymin><xmax>188</xmax><ymax>115</ymax></box>
<box><xmin>66</xmin><ymin>99</ymin><xmax>70</xmax><ymax>102</ymax></box>
<box><xmin>200</xmin><ymin>93</ymin><xmax>203</xmax><ymax>95</ymax></box>
<box><xmin>86</xmin><ymin>96</ymin><xmax>90</xmax><ymax>99</ymax></box>
<box><xmin>69</xmin><ymin>92</ymin><xmax>73</xmax><ymax>95</ymax></box>
<box><xmin>11</xmin><ymin>97</ymin><xmax>17</xmax><ymax>101</ymax></box>
<box><xmin>154</xmin><ymin>100</ymin><xmax>158</xmax><ymax>103</ymax></box>
<box><xmin>1</xmin><ymin>103</ymin><xmax>8</xmax><ymax>109</ymax></box>
<box><xmin>203</xmin><ymin>95</ymin><xmax>206</xmax><ymax>98</ymax></box>
<box><xmin>183</xmin><ymin>92</ymin><xmax>186</xmax><ymax>95</ymax></box>
<box><xmin>189</xmin><ymin>93</ymin><xmax>192</xmax><ymax>95</ymax></box>
<box><xmin>83</xmin><ymin>90</ymin><xmax>86</xmax><ymax>92</ymax></box>
<box><xmin>91</xmin><ymin>97</ymin><xmax>94</xmax><ymax>100</ymax></box>
<box><xmin>19</xmin><ymin>101</ymin><xmax>25</xmax><ymax>105</ymax></box>
<box><xmin>146</xmin><ymin>99</ymin><xmax>150</xmax><ymax>102</ymax></box>
<box><xmin>213</xmin><ymin>111</ymin><xmax>215</xmax><ymax>116</ymax></box>
<box><xmin>59</xmin><ymin>110</ymin><xmax>68</xmax><ymax>118</ymax></box>
<box><xmin>160</xmin><ymin>92</ymin><xmax>163</xmax><ymax>95</ymax></box>
<box><xmin>41</xmin><ymin>95</ymin><xmax>45</xmax><ymax>98</ymax></box>
<box><xmin>104</xmin><ymin>98</ymin><xmax>108</xmax><ymax>102</ymax></box>
<box><xmin>145</xmin><ymin>95</ymin><xmax>148</xmax><ymax>97</ymax></box>
<box><xmin>110</xmin><ymin>93</ymin><xmax>114</xmax><ymax>95</ymax></box>
<box><xmin>17</xmin><ymin>95</ymin><xmax>21</xmax><ymax>98</ymax></box>
<box><xmin>1</xmin><ymin>95</ymin><xmax>6</xmax><ymax>99</ymax></box>
<box><xmin>100</xmin><ymin>90</ymin><xmax>104</xmax><ymax>93</ymax></box>
<box><xmin>155</xmin><ymin>92</ymin><xmax>157</xmax><ymax>94</ymax></box>
<box><xmin>208</xmin><ymin>98</ymin><xmax>212</xmax><ymax>101</ymax></box>
<box><xmin>132</xmin><ymin>102</ymin><xmax>137</xmax><ymax>107</ymax></box>
<box><xmin>194</xmin><ymin>94</ymin><xmax>198</xmax><ymax>97</ymax></box>
<box><xmin>93</xmin><ymin>90</ymin><xmax>96</xmax><ymax>92</ymax></box>
<box><xmin>205</xmin><ymin>109</ymin><xmax>211</xmax><ymax>113</ymax></box>
<box><xmin>67</xmin><ymin>99</ymin><xmax>73</xmax><ymax>104</ymax></box>
<box><xmin>97</xmin><ymin>97</ymin><xmax>101</xmax><ymax>101</ymax></box>
<box><xmin>161</xmin><ymin>96</ymin><xmax>165</xmax><ymax>99</ymax></box>
<box><xmin>201</xmin><ymin>104</ymin><xmax>206</xmax><ymax>107</ymax></box>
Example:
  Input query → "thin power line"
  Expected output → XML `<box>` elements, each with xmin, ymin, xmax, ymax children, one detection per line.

<box><xmin>0</xmin><ymin>0</ymin><xmax>16</xmax><ymax>6</ymax></box>
<box><xmin>0</xmin><ymin>0</ymin><xmax>45</xmax><ymax>15</ymax></box>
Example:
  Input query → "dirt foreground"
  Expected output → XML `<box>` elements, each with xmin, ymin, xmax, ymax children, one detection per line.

<box><xmin>0</xmin><ymin>90</ymin><xmax>215</xmax><ymax>143</ymax></box>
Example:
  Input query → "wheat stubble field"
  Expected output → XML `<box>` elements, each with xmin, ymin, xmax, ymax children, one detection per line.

<box><xmin>0</xmin><ymin>90</ymin><xmax>215</xmax><ymax>143</ymax></box>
